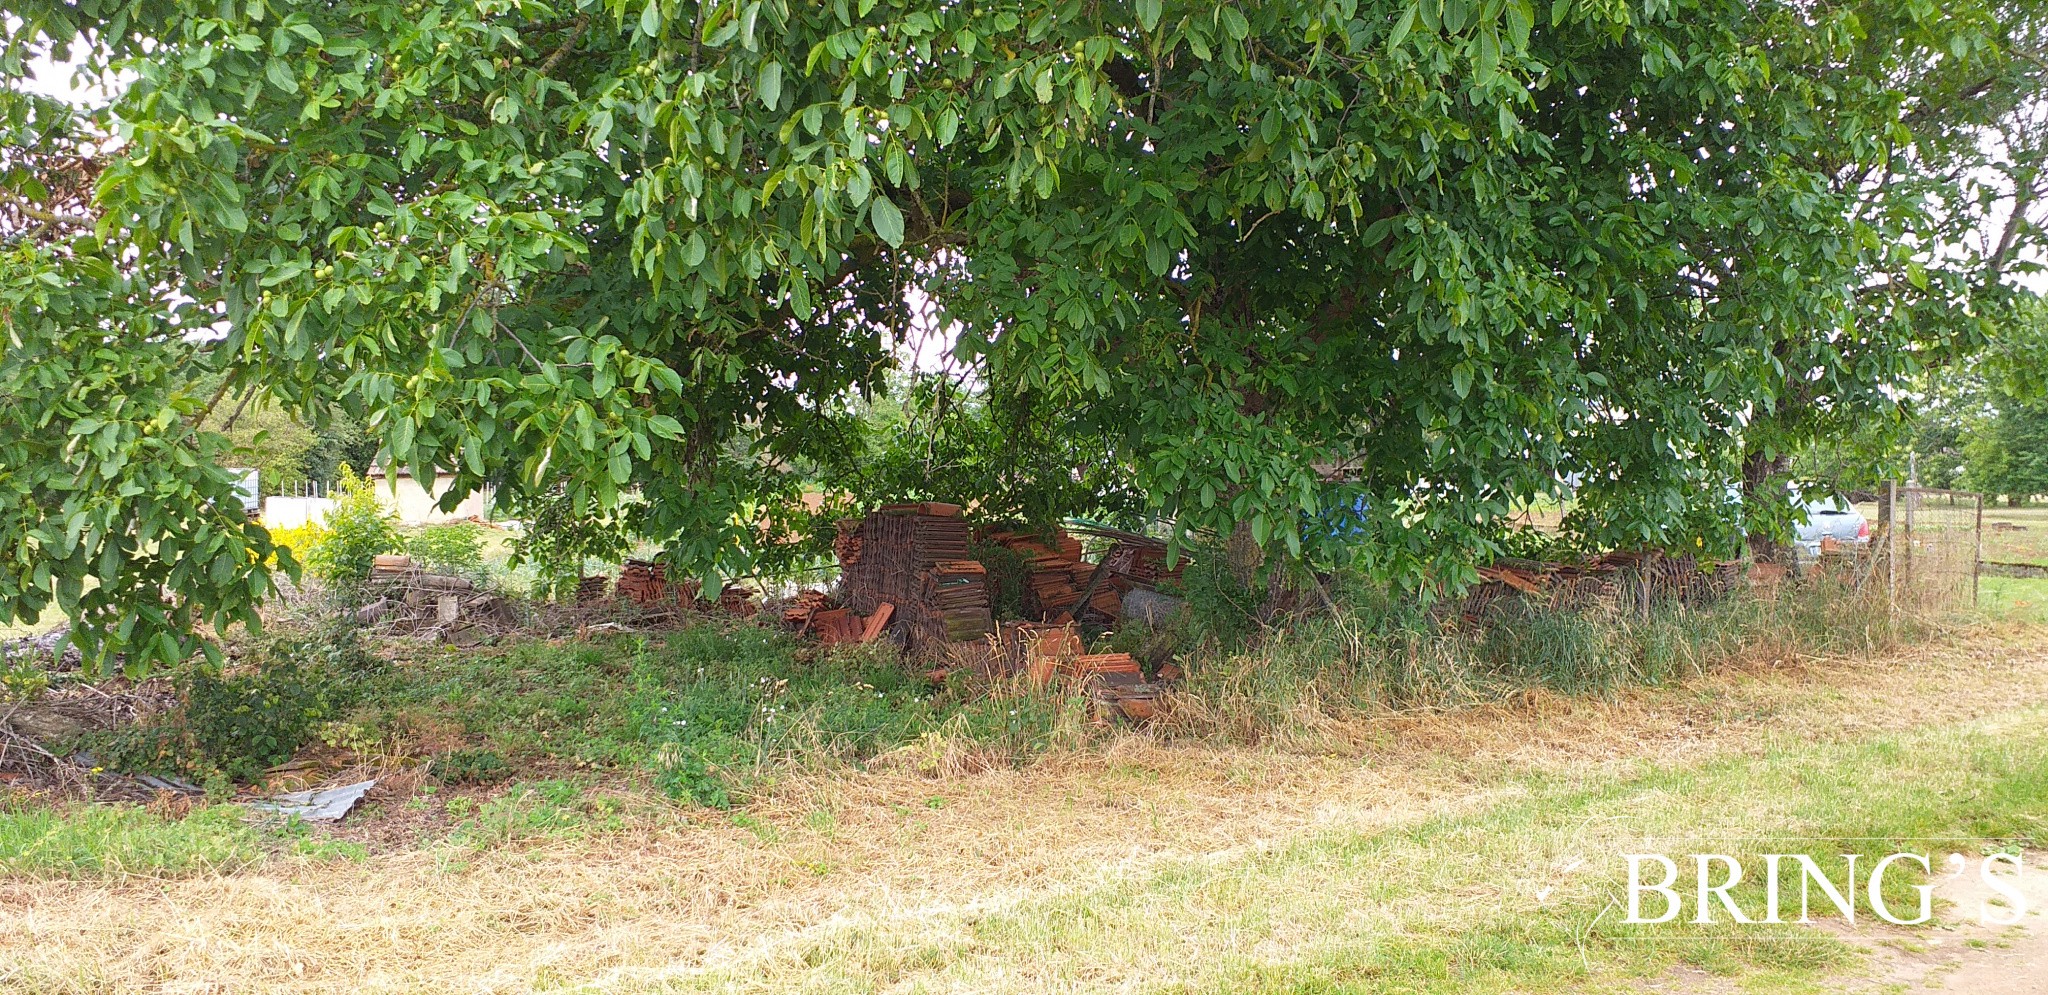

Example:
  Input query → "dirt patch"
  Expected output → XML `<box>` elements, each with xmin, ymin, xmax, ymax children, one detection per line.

<box><xmin>1831</xmin><ymin>851</ymin><xmax>2048</xmax><ymax>994</ymax></box>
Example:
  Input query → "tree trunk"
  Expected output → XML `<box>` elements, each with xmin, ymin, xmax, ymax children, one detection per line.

<box><xmin>1742</xmin><ymin>449</ymin><xmax>1793</xmax><ymax>563</ymax></box>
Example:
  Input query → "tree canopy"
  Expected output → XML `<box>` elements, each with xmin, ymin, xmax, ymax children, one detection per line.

<box><xmin>4</xmin><ymin>0</ymin><xmax>2044</xmax><ymax>673</ymax></box>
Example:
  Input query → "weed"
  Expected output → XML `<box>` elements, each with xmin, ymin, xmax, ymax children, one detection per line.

<box><xmin>443</xmin><ymin>780</ymin><xmax>624</xmax><ymax>850</ymax></box>
<box><xmin>1</xmin><ymin>653</ymin><xmax>50</xmax><ymax>702</ymax></box>
<box><xmin>431</xmin><ymin>748</ymin><xmax>512</xmax><ymax>786</ymax></box>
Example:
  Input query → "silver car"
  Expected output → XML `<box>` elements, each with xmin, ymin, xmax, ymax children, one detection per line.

<box><xmin>1793</xmin><ymin>494</ymin><xmax>1870</xmax><ymax>563</ymax></box>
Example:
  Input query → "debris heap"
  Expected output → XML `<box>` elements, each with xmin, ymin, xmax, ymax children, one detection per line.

<box><xmin>362</xmin><ymin>555</ymin><xmax>516</xmax><ymax>644</ymax></box>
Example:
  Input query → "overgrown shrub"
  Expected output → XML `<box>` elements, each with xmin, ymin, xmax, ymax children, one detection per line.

<box><xmin>969</xmin><ymin>540</ymin><xmax>1030</xmax><ymax>620</ymax></box>
<box><xmin>264</xmin><ymin>521</ymin><xmax>330</xmax><ymax>566</ymax></box>
<box><xmin>1164</xmin><ymin>540</ymin><xmax>1263</xmax><ymax>648</ymax></box>
<box><xmin>303</xmin><ymin>467</ymin><xmax>401</xmax><ymax>592</ymax></box>
<box><xmin>67</xmin><ymin>626</ymin><xmax>380</xmax><ymax>784</ymax></box>
<box><xmin>177</xmin><ymin>658</ymin><xmax>336</xmax><ymax>782</ymax></box>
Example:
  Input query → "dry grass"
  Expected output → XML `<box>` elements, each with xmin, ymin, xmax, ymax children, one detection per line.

<box><xmin>3</xmin><ymin>623</ymin><xmax>2046</xmax><ymax>993</ymax></box>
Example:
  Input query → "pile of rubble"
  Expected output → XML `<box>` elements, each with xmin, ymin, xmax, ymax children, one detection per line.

<box><xmin>358</xmin><ymin>555</ymin><xmax>518</xmax><ymax>644</ymax></box>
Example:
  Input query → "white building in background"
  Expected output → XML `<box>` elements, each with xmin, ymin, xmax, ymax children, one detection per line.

<box><xmin>363</xmin><ymin>465</ymin><xmax>495</xmax><ymax>525</ymax></box>
<box><xmin>261</xmin><ymin>494</ymin><xmax>335</xmax><ymax>529</ymax></box>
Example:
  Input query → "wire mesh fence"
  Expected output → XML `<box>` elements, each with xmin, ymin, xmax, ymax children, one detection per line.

<box><xmin>1875</xmin><ymin>485</ymin><xmax>1982</xmax><ymax>611</ymax></box>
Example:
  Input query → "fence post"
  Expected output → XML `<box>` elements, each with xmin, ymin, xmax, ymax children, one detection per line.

<box><xmin>1903</xmin><ymin>483</ymin><xmax>1916</xmax><ymax>596</ymax></box>
<box><xmin>1886</xmin><ymin>481</ymin><xmax>1898</xmax><ymax>616</ymax></box>
<box><xmin>1973</xmin><ymin>492</ymin><xmax>1983</xmax><ymax>607</ymax></box>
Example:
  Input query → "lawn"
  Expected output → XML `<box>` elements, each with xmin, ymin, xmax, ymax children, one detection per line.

<box><xmin>1981</xmin><ymin>576</ymin><xmax>2048</xmax><ymax>624</ymax></box>
<box><xmin>4</xmin><ymin>623</ymin><xmax>2047</xmax><ymax>994</ymax></box>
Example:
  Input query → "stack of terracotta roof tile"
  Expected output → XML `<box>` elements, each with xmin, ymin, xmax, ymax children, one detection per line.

<box><xmin>715</xmin><ymin>588</ymin><xmax>758</xmax><ymax>617</ymax></box>
<box><xmin>804</xmin><ymin>608</ymin><xmax>866</xmax><ymax>644</ymax></box>
<box><xmin>921</xmin><ymin>561</ymin><xmax>992</xmax><ymax>644</ymax></box>
<box><xmin>1010</xmin><ymin>622</ymin><xmax>1084</xmax><ymax>682</ymax></box>
<box><xmin>576</xmin><ymin>575</ymin><xmax>611</xmax><ymax>604</ymax></box>
<box><xmin>615</xmin><ymin>560</ymin><xmax>702</xmax><ymax>607</ymax></box>
<box><xmin>833</xmin><ymin>519</ymin><xmax>863</xmax><ymax>566</ymax></box>
<box><xmin>1467</xmin><ymin>550</ymin><xmax>1732</xmax><ymax>619</ymax></box>
<box><xmin>615</xmin><ymin>559</ymin><xmax>668</xmax><ymax>604</ymax></box>
<box><xmin>839</xmin><ymin>504</ymin><xmax>992</xmax><ymax>656</ymax></box>
<box><xmin>781</xmin><ymin>590</ymin><xmax>831</xmax><ymax>626</ymax></box>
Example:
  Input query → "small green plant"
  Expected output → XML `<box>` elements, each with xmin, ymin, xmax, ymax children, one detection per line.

<box><xmin>430</xmin><ymin>748</ymin><xmax>512</xmax><ymax>785</ymax></box>
<box><xmin>1</xmin><ymin>655</ymin><xmax>50</xmax><ymax>702</ymax></box>
<box><xmin>404</xmin><ymin>522</ymin><xmax>488</xmax><ymax>578</ymax></box>
<box><xmin>303</xmin><ymin>466</ymin><xmax>402</xmax><ymax>592</ymax></box>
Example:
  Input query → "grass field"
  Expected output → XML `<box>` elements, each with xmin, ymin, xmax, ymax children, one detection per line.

<box><xmin>5</xmin><ymin>618</ymin><xmax>2047</xmax><ymax>993</ymax></box>
<box><xmin>1982</xmin><ymin>502</ymin><xmax>2048</xmax><ymax>565</ymax></box>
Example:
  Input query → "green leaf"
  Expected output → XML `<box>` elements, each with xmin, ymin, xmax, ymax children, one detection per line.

<box><xmin>640</xmin><ymin>0</ymin><xmax>662</xmax><ymax>38</ymax></box>
<box><xmin>1220</xmin><ymin>6</ymin><xmax>1250</xmax><ymax>41</ymax></box>
<box><xmin>1136</xmin><ymin>0</ymin><xmax>1163</xmax><ymax>31</ymax></box>
<box><xmin>1388</xmin><ymin>6</ymin><xmax>1416</xmax><ymax>49</ymax></box>
<box><xmin>759</xmin><ymin>61</ymin><xmax>783</xmax><ymax>110</ymax></box>
<box><xmin>1145</xmin><ymin>238</ymin><xmax>1172</xmax><ymax>276</ymax></box>
<box><xmin>264</xmin><ymin>59</ymin><xmax>297</xmax><ymax>94</ymax></box>
<box><xmin>869</xmin><ymin>196</ymin><xmax>905</xmax><ymax>247</ymax></box>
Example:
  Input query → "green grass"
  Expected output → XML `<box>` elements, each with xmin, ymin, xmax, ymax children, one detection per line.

<box><xmin>351</xmin><ymin>622</ymin><xmax>1091</xmax><ymax>807</ymax></box>
<box><xmin>0</xmin><ymin>799</ymin><xmax>364</xmax><ymax>879</ymax></box>
<box><xmin>619</xmin><ymin>707</ymin><xmax>2048</xmax><ymax>994</ymax></box>
<box><xmin>1980</xmin><ymin>576</ymin><xmax>2048</xmax><ymax>623</ymax></box>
